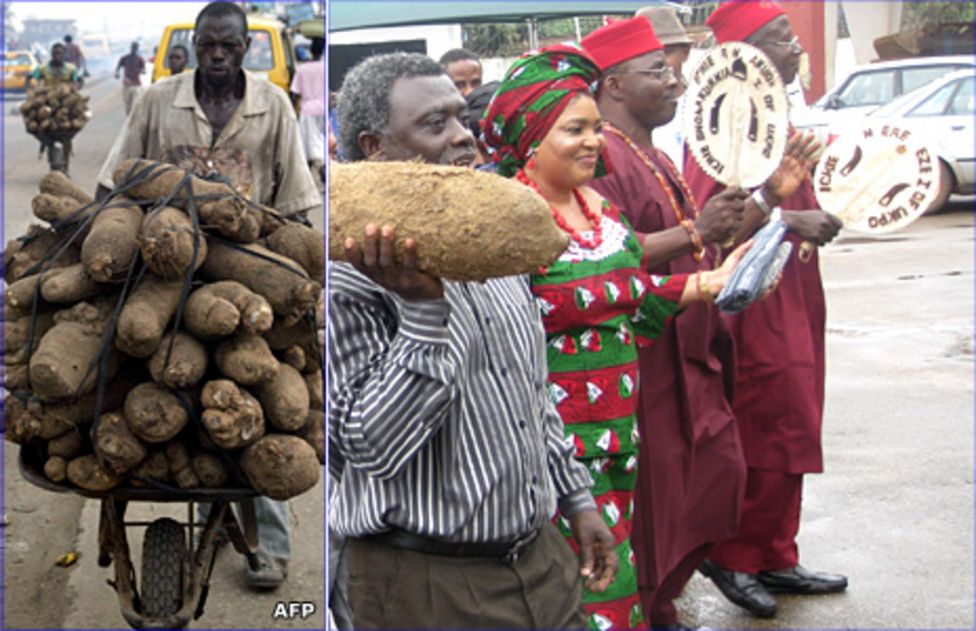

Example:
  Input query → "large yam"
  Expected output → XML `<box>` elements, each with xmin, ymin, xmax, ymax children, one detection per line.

<box><xmin>67</xmin><ymin>455</ymin><xmax>122</xmax><ymax>491</ymax></box>
<box><xmin>40</xmin><ymin>171</ymin><xmax>93</xmax><ymax>205</ymax></box>
<box><xmin>112</xmin><ymin>159</ymin><xmax>266</xmax><ymax>243</ymax></box>
<box><xmin>214</xmin><ymin>335</ymin><xmax>279</xmax><ymax>386</ymax></box>
<box><xmin>31</xmin><ymin>193</ymin><xmax>90</xmax><ymax>227</ymax></box>
<box><xmin>94</xmin><ymin>411</ymin><xmax>147</xmax><ymax>475</ymax></box>
<box><xmin>201</xmin><ymin>240</ymin><xmax>319</xmax><ymax>325</ymax></box>
<box><xmin>184</xmin><ymin>281</ymin><xmax>273</xmax><ymax>339</ymax></box>
<box><xmin>200</xmin><ymin>379</ymin><xmax>265</xmax><ymax>449</ymax></box>
<box><xmin>81</xmin><ymin>201</ymin><xmax>143</xmax><ymax>282</ymax></box>
<box><xmin>265</xmin><ymin>223</ymin><xmax>325</xmax><ymax>281</ymax></box>
<box><xmin>240</xmin><ymin>435</ymin><xmax>320</xmax><ymax>500</ymax></box>
<box><xmin>123</xmin><ymin>382</ymin><xmax>190</xmax><ymax>443</ymax></box>
<box><xmin>4</xmin><ymin>224</ymin><xmax>81</xmax><ymax>283</ymax></box>
<box><xmin>115</xmin><ymin>276</ymin><xmax>183</xmax><ymax>357</ymax></box>
<box><xmin>299</xmin><ymin>408</ymin><xmax>325</xmax><ymax>464</ymax></box>
<box><xmin>329</xmin><ymin>161</ymin><xmax>570</xmax><ymax>281</ymax></box>
<box><xmin>40</xmin><ymin>262</ymin><xmax>101</xmax><ymax>303</ymax></box>
<box><xmin>147</xmin><ymin>332</ymin><xmax>207</xmax><ymax>389</ymax></box>
<box><xmin>256</xmin><ymin>364</ymin><xmax>309</xmax><ymax>431</ymax></box>
<box><xmin>140</xmin><ymin>206</ymin><xmax>207</xmax><ymax>280</ymax></box>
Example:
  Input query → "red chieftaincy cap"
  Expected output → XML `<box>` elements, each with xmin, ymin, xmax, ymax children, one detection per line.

<box><xmin>580</xmin><ymin>16</ymin><xmax>663</xmax><ymax>71</ymax></box>
<box><xmin>706</xmin><ymin>0</ymin><xmax>786</xmax><ymax>43</ymax></box>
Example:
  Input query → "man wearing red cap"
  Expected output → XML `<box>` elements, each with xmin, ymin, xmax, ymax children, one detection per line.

<box><xmin>581</xmin><ymin>16</ymin><xmax>751</xmax><ymax>630</ymax></box>
<box><xmin>685</xmin><ymin>0</ymin><xmax>847</xmax><ymax>619</ymax></box>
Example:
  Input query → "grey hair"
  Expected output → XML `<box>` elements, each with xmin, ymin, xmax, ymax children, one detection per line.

<box><xmin>337</xmin><ymin>52</ymin><xmax>445</xmax><ymax>162</ymax></box>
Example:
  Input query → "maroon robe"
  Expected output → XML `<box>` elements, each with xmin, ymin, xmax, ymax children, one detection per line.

<box><xmin>683</xmin><ymin>154</ymin><xmax>826</xmax><ymax>475</ymax></box>
<box><xmin>591</xmin><ymin>132</ymin><xmax>746</xmax><ymax>602</ymax></box>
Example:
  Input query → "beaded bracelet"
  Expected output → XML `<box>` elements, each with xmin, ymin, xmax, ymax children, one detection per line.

<box><xmin>681</xmin><ymin>219</ymin><xmax>705</xmax><ymax>262</ymax></box>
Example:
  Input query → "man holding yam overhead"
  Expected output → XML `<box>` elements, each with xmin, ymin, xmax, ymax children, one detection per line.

<box><xmin>328</xmin><ymin>51</ymin><xmax>617</xmax><ymax>629</ymax></box>
<box><xmin>685</xmin><ymin>0</ymin><xmax>847</xmax><ymax>618</ymax></box>
<box><xmin>96</xmin><ymin>1</ymin><xmax>321</xmax><ymax>590</ymax></box>
<box><xmin>579</xmin><ymin>15</ymin><xmax>751</xmax><ymax>630</ymax></box>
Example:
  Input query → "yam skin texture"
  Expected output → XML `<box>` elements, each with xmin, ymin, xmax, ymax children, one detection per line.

<box><xmin>165</xmin><ymin>441</ymin><xmax>200</xmax><ymax>489</ymax></box>
<box><xmin>40</xmin><ymin>171</ymin><xmax>93</xmax><ymax>205</ymax></box>
<box><xmin>115</xmin><ymin>276</ymin><xmax>183</xmax><ymax>358</ymax></box>
<box><xmin>40</xmin><ymin>262</ymin><xmax>101</xmax><ymax>304</ymax></box>
<box><xmin>5</xmin><ymin>274</ymin><xmax>42</xmax><ymax>311</ymax></box>
<box><xmin>94</xmin><ymin>411</ymin><xmax>148</xmax><ymax>475</ymax></box>
<box><xmin>44</xmin><ymin>456</ymin><xmax>69</xmax><ymax>483</ymax></box>
<box><xmin>280</xmin><ymin>345</ymin><xmax>306</xmax><ymax>372</ymax></box>
<box><xmin>112</xmin><ymin>159</ymin><xmax>267</xmax><ymax>243</ymax></box>
<box><xmin>48</xmin><ymin>430</ymin><xmax>86</xmax><ymax>459</ymax></box>
<box><xmin>147</xmin><ymin>332</ymin><xmax>207</xmax><ymax>389</ymax></box>
<box><xmin>299</xmin><ymin>408</ymin><xmax>325</xmax><ymax>464</ymax></box>
<box><xmin>184</xmin><ymin>281</ymin><xmax>273</xmax><ymax>339</ymax></box>
<box><xmin>32</xmin><ymin>193</ymin><xmax>91</xmax><ymax>227</ymax></box>
<box><xmin>67</xmin><ymin>454</ymin><xmax>123</xmax><ymax>491</ymax></box>
<box><xmin>123</xmin><ymin>382</ymin><xmax>190</xmax><ymax>444</ymax></box>
<box><xmin>129</xmin><ymin>449</ymin><xmax>170</xmax><ymax>487</ymax></box>
<box><xmin>4</xmin><ymin>224</ymin><xmax>81</xmax><ymax>284</ymax></box>
<box><xmin>263</xmin><ymin>318</ymin><xmax>322</xmax><ymax>369</ymax></box>
<box><xmin>4</xmin><ymin>311</ymin><xmax>55</xmax><ymax>364</ymax></box>
<box><xmin>3</xmin><ymin>363</ymin><xmax>30</xmax><ymax>392</ymax></box>
<box><xmin>192</xmin><ymin>452</ymin><xmax>229</xmax><ymax>488</ymax></box>
<box><xmin>256</xmin><ymin>364</ymin><xmax>310</xmax><ymax>432</ymax></box>
<box><xmin>3</xmin><ymin>397</ymin><xmax>37</xmax><ymax>444</ymax></box>
<box><xmin>140</xmin><ymin>206</ymin><xmax>208</xmax><ymax>280</ymax></box>
<box><xmin>200</xmin><ymin>240</ymin><xmax>319</xmax><ymax>326</ymax></box>
<box><xmin>329</xmin><ymin>161</ymin><xmax>570</xmax><ymax>281</ymax></box>
<box><xmin>29</xmin><ymin>300</ymin><xmax>121</xmax><ymax>400</ymax></box>
<box><xmin>81</xmin><ymin>201</ymin><xmax>144</xmax><ymax>282</ymax></box>
<box><xmin>200</xmin><ymin>379</ymin><xmax>265</xmax><ymax>450</ymax></box>
<box><xmin>304</xmin><ymin>370</ymin><xmax>323</xmax><ymax>410</ymax></box>
<box><xmin>11</xmin><ymin>379</ymin><xmax>133</xmax><ymax>443</ymax></box>
<box><xmin>265</xmin><ymin>223</ymin><xmax>325</xmax><ymax>282</ymax></box>
<box><xmin>214</xmin><ymin>335</ymin><xmax>280</xmax><ymax>386</ymax></box>
<box><xmin>240</xmin><ymin>434</ymin><xmax>320</xmax><ymax>500</ymax></box>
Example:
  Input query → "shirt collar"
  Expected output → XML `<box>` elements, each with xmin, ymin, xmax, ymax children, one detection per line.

<box><xmin>172</xmin><ymin>68</ymin><xmax>270</xmax><ymax>116</ymax></box>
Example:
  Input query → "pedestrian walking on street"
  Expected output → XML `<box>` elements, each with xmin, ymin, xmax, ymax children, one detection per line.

<box><xmin>63</xmin><ymin>34</ymin><xmax>88</xmax><ymax>77</ymax></box>
<box><xmin>115</xmin><ymin>41</ymin><xmax>146</xmax><ymax>115</ymax></box>
<box><xmin>686</xmin><ymin>0</ymin><xmax>847</xmax><ymax>619</ymax></box>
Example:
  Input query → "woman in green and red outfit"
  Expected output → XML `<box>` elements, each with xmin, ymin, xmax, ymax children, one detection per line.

<box><xmin>483</xmin><ymin>45</ymin><xmax>748</xmax><ymax>630</ymax></box>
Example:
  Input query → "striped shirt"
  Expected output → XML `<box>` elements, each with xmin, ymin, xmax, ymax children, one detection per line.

<box><xmin>328</xmin><ymin>262</ymin><xmax>596</xmax><ymax>543</ymax></box>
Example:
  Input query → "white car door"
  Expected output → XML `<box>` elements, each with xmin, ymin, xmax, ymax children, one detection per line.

<box><xmin>903</xmin><ymin>76</ymin><xmax>975</xmax><ymax>194</ymax></box>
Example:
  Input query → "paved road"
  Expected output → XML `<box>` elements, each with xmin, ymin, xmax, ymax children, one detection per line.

<box><xmin>3</xmin><ymin>75</ymin><xmax>325</xmax><ymax>629</ymax></box>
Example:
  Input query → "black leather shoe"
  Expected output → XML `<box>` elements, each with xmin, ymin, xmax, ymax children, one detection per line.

<box><xmin>699</xmin><ymin>559</ymin><xmax>778</xmax><ymax>618</ymax></box>
<box><xmin>757</xmin><ymin>565</ymin><xmax>848</xmax><ymax>595</ymax></box>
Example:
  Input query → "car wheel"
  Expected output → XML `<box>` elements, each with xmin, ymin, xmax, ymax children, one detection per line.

<box><xmin>924</xmin><ymin>161</ymin><xmax>955</xmax><ymax>215</ymax></box>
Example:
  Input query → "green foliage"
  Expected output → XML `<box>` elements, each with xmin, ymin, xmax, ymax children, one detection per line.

<box><xmin>901</xmin><ymin>1</ymin><xmax>975</xmax><ymax>30</ymax></box>
<box><xmin>463</xmin><ymin>23</ymin><xmax>527</xmax><ymax>57</ymax></box>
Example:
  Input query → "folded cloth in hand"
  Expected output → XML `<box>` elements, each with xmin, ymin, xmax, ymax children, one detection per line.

<box><xmin>716</xmin><ymin>214</ymin><xmax>792</xmax><ymax>314</ymax></box>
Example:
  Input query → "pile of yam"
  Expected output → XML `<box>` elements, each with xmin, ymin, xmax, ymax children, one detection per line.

<box><xmin>3</xmin><ymin>160</ymin><xmax>324</xmax><ymax>501</ymax></box>
<box><xmin>329</xmin><ymin>161</ymin><xmax>569</xmax><ymax>282</ymax></box>
<box><xmin>20</xmin><ymin>84</ymin><xmax>89</xmax><ymax>139</ymax></box>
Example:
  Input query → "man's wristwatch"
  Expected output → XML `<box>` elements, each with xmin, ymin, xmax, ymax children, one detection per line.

<box><xmin>751</xmin><ymin>188</ymin><xmax>773</xmax><ymax>217</ymax></box>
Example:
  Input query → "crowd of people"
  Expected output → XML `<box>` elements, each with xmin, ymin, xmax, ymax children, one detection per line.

<box><xmin>327</xmin><ymin>1</ymin><xmax>847</xmax><ymax>630</ymax></box>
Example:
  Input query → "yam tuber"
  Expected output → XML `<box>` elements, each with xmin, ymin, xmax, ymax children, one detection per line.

<box><xmin>201</xmin><ymin>240</ymin><xmax>319</xmax><ymax>325</ymax></box>
<box><xmin>115</xmin><ymin>276</ymin><xmax>183</xmax><ymax>358</ymax></box>
<box><xmin>140</xmin><ymin>206</ymin><xmax>208</xmax><ymax>280</ymax></box>
<box><xmin>200</xmin><ymin>379</ymin><xmax>265</xmax><ymax>449</ymax></box>
<box><xmin>40</xmin><ymin>262</ymin><xmax>101</xmax><ymax>303</ymax></box>
<box><xmin>94</xmin><ymin>411</ymin><xmax>148</xmax><ymax>475</ymax></box>
<box><xmin>4</xmin><ymin>224</ymin><xmax>81</xmax><ymax>283</ymax></box>
<box><xmin>39</xmin><ymin>171</ymin><xmax>93</xmax><ymax>205</ymax></box>
<box><xmin>329</xmin><ymin>161</ymin><xmax>570</xmax><ymax>281</ymax></box>
<box><xmin>147</xmin><ymin>332</ymin><xmax>207</xmax><ymax>389</ymax></box>
<box><xmin>265</xmin><ymin>223</ymin><xmax>325</xmax><ymax>281</ymax></box>
<box><xmin>48</xmin><ymin>430</ymin><xmax>86</xmax><ymax>459</ymax></box>
<box><xmin>299</xmin><ymin>408</ymin><xmax>325</xmax><ymax>464</ymax></box>
<box><xmin>67</xmin><ymin>454</ymin><xmax>122</xmax><ymax>491</ymax></box>
<box><xmin>240</xmin><ymin>434</ymin><xmax>320</xmax><ymax>500</ymax></box>
<box><xmin>214</xmin><ymin>335</ymin><xmax>279</xmax><ymax>386</ymax></box>
<box><xmin>44</xmin><ymin>456</ymin><xmax>68</xmax><ymax>483</ymax></box>
<box><xmin>183</xmin><ymin>281</ymin><xmax>273</xmax><ymax>339</ymax></box>
<box><xmin>129</xmin><ymin>450</ymin><xmax>170</xmax><ymax>487</ymax></box>
<box><xmin>192</xmin><ymin>452</ymin><xmax>229</xmax><ymax>488</ymax></box>
<box><xmin>165</xmin><ymin>441</ymin><xmax>200</xmax><ymax>489</ymax></box>
<box><xmin>304</xmin><ymin>370</ymin><xmax>323</xmax><ymax>410</ymax></box>
<box><xmin>256</xmin><ymin>364</ymin><xmax>309</xmax><ymax>432</ymax></box>
<box><xmin>81</xmin><ymin>200</ymin><xmax>143</xmax><ymax>282</ymax></box>
<box><xmin>123</xmin><ymin>382</ymin><xmax>190</xmax><ymax>443</ymax></box>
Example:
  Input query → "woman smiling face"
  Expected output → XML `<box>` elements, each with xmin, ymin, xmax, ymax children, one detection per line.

<box><xmin>531</xmin><ymin>93</ymin><xmax>606</xmax><ymax>191</ymax></box>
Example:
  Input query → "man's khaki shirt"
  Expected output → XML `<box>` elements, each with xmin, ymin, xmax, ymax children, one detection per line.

<box><xmin>98</xmin><ymin>69</ymin><xmax>321</xmax><ymax>216</ymax></box>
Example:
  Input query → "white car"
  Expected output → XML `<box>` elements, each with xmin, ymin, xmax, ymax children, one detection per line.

<box><xmin>831</xmin><ymin>69</ymin><xmax>974</xmax><ymax>213</ymax></box>
<box><xmin>793</xmin><ymin>55</ymin><xmax>975</xmax><ymax>135</ymax></box>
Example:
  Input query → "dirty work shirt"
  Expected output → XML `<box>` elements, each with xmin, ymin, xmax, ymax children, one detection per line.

<box><xmin>117</xmin><ymin>53</ymin><xmax>145</xmax><ymax>86</ymax></box>
<box><xmin>329</xmin><ymin>265</ymin><xmax>596</xmax><ymax>542</ymax></box>
<box><xmin>28</xmin><ymin>62</ymin><xmax>80</xmax><ymax>87</ymax></box>
<box><xmin>97</xmin><ymin>69</ymin><xmax>321</xmax><ymax>216</ymax></box>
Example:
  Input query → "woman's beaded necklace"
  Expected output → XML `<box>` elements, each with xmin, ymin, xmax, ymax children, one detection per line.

<box><xmin>516</xmin><ymin>168</ymin><xmax>604</xmax><ymax>250</ymax></box>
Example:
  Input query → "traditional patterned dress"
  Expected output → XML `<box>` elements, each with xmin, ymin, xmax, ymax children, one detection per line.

<box><xmin>532</xmin><ymin>200</ymin><xmax>686</xmax><ymax>631</ymax></box>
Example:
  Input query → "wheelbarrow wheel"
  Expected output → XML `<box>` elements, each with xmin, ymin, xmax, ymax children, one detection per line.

<box><xmin>142</xmin><ymin>517</ymin><xmax>185</xmax><ymax>619</ymax></box>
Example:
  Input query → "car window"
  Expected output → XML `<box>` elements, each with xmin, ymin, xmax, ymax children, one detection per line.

<box><xmin>836</xmin><ymin>70</ymin><xmax>896</xmax><ymax>107</ymax></box>
<box><xmin>165</xmin><ymin>28</ymin><xmax>276</xmax><ymax>71</ymax></box>
<box><xmin>909</xmin><ymin>80</ymin><xmax>957</xmax><ymax>116</ymax></box>
<box><xmin>948</xmin><ymin>77</ymin><xmax>974</xmax><ymax>116</ymax></box>
<box><xmin>5</xmin><ymin>53</ymin><xmax>33</xmax><ymax>65</ymax></box>
<box><xmin>901</xmin><ymin>66</ymin><xmax>957</xmax><ymax>94</ymax></box>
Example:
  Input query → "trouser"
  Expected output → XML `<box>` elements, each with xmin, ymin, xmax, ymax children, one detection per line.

<box><xmin>198</xmin><ymin>496</ymin><xmax>291</xmax><ymax>561</ymax></box>
<box><xmin>709</xmin><ymin>469</ymin><xmax>803</xmax><ymax>574</ymax></box>
<box><xmin>346</xmin><ymin>522</ymin><xmax>586</xmax><ymax>629</ymax></box>
<box><xmin>122</xmin><ymin>84</ymin><xmax>141</xmax><ymax>115</ymax></box>
<box><xmin>641</xmin><ymin>543</ymin><xmax>712</xmax><ymax>626</ymax></box>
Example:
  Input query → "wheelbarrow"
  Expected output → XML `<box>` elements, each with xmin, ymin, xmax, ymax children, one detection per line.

<box><xmin>18</xmin><ymin>443</ymin><xmax>261</xmax><ymax>629</ymax></box>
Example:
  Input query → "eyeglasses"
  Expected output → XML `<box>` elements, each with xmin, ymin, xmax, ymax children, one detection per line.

<box><xmin>617</xmin><ymin>66</ymin><xmax>676</xmax><ymax>81</ymax></box>
<box><xmin>756</xmin><ymin>35</ymin><xmax>802</xmax><ymax>52</ymax></box>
